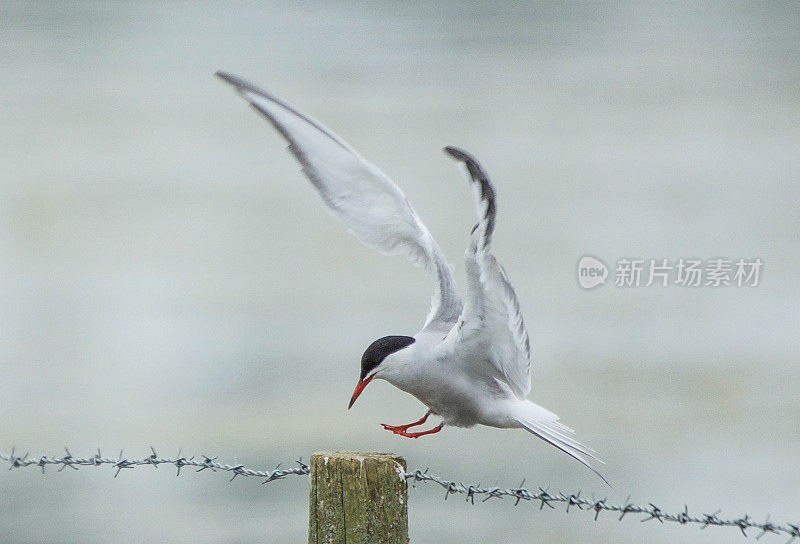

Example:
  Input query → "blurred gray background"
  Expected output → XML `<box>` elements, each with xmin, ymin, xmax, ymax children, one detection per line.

<box><xmin>2</xmin><ymin>1</ymin><xmax>798</xmax><ymax>543</ymax></box>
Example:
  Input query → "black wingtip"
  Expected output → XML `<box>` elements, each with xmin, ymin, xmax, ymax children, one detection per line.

<box><xmin>444</xmin><ymin>145</ymin><xmax>496</xmax><ymax>244</ymax></box>
<box><xmin>443</xmin><ymin>146</ymin><xmax>487</xmax><ymax>180</ymax></box>
<box><xmin>443</xmin><ymin>145</ymin><xmax>473</xmax><ymax>163</ymax></box>
<box><xmin>215</xmin><ymin>71</ymin><xmax>248</xmax><ymax>90</ymax></box>
<box><xmin>215</xmin><ymin>72</ymin><xmax>267</xmax><ymax>97</ymax></box>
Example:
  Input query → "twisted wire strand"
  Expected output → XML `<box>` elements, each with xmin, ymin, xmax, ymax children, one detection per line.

<box><xmin>0</xmin><ymin>447</ymin><xmax>309</xmax><ymax>483</ymax></box>
<box><xmin>2</xmin><ymin>448</ymin><xmax>798</xmax><ymax>541</ymax></box>
<box><xmin>404</xmin><ymin>469</ymin><xmax>800</xmax><ymax>542</ymax></box>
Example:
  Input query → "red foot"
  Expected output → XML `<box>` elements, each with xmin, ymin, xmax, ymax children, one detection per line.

<box><xmin>389</xmin><ymin>423</ymin><xmax>444</xmax><ymax>439</ymax></box>
<box><xmin>381</xmin><ymin>411</ymin><xmax>444</xmax><ymax>438</ymax></box>
<box><xmin>382</xmin><ymin>411</ymin><xmax>430</xmax><ymax>433</ymax></box>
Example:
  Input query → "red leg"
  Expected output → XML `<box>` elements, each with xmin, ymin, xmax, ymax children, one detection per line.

<box><xmin>381</xmin><ymin>410</ymin><xmax>430</xmax><ymax>433</ymax></box>
<box><xmin>393</xmin><ymin>422</ymin><xmax>444</xmax><ymax>439</ymax></box>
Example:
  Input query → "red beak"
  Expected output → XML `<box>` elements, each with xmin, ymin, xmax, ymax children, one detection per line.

<box><xmin>348</xmin><ymin>374</ymin><xmax>375</xmax><ymax>409</ymax></box>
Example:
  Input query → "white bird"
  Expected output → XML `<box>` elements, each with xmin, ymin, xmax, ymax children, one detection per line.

<box><xmin>217</xmin><ymin>72</ymin><xmax>606</xmax><ymax>483</ymax></box>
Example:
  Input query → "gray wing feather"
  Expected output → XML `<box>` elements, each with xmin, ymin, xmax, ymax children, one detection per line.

<box><xmin>444</xmin><ymin>146</ymin><xmax>531</xmax><ymax>399</ymax></box>
<box><xmin>217</xmin><ymin>72</ymin><xmax>462</xmax><ymax>329</ymax></box>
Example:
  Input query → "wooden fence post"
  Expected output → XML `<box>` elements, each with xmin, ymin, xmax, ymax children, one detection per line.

<box><xmin>308</xmin><ymin>451</ymin><xmax>408</xmax><ymax>544</ymax></box>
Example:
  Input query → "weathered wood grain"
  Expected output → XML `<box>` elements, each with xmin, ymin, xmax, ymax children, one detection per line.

<box><xmin>309</xmin><ymin>451</ymin><xmax>408</xmax><ymax>544</ymax></box>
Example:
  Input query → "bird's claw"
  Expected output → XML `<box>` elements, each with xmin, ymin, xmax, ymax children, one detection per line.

<box><xmin>380</xmin><ymin>422</ymin><xmax>444</xmax><ymax>438</ymax></box>
<box><xmin>381</xmin><ymin>423</ymin><xmax>420</xmax><ymax>438</ymax></box>
<box><xmin>381</xmin><ymin>423</ymin><xmax>409</xmax><ymax>433</ymax></box>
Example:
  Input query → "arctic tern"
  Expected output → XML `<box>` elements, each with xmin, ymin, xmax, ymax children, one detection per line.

<box><xmin>217</xmin><ymin>72</ymin><xmax>605</xmax><ymax>482</ymax></box>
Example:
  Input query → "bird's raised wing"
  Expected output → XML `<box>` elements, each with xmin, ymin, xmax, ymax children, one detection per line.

<box><xmin>443</xmin><ymin>147</ymin><xmax>531</xmax><ymax>399</ymax></box>
<box><xmin>217</xmin><ymin>72</ymin><xmax>461</xmax><ymax>329</ymax></box>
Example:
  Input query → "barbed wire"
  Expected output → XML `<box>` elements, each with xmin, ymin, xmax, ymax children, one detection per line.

<box><xmin>0</xmin><ymin>447</ymin><xmax>309</xmax><ymax>483</ymax></box>
<box><xmin>2</xmin><ymin>447</ymin><xmax>798</xmax><ymax>541</ymax></box>
<box><xmin>405</xmin><ymin>469</ymin><xmax>800</xmax><ymax>542</ymax></box>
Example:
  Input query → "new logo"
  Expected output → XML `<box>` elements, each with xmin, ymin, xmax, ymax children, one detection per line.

<box><xmin>577</xmin><ymin>255</ymin><xmax>608</xmax><ymax>289</ymax></box>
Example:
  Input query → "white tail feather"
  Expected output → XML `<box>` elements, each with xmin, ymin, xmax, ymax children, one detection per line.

<box><xmin>514</xmin><ymin>401</ymin><xmax>610</xmax><ymax>486</ymax></box>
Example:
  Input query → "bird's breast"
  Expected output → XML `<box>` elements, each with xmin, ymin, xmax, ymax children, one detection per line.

<box><xmin>384</xmin><ymin>358</ymin><xmax>505</xmax><ymax>428</ymax></box>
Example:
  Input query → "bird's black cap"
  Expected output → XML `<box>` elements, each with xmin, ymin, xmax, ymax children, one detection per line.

<box><xmin>360</xmin><ymin>336</ymin><xmax>415</xmax><ymax>380</ymax></box>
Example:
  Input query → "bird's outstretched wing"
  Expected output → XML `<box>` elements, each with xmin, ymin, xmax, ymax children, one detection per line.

<box><xmin>217</xmin><ymin>72</ymin><xmax>462</xmax><ymax>329</ymax></box>
<box><xmin>443</xmin><ymin>146</ymin><xmax>531</xmax><ymax>399</ymax></box>
<box><xmin>439</xmin><ymin>154</ymin><xmax>607</xmax><ymax>480</ymax></box>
